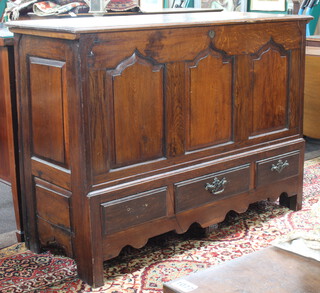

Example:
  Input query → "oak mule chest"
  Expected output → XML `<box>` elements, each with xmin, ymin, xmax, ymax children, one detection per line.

<box><xmin>8</xmin><ymin>12</ymin><xmax>310</xmax><ymax>287</ymax></box>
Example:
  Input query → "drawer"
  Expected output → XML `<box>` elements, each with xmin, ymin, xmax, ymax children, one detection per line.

<box><xmin>101</xmin><ymin>187</ymin><xmax>167</xmax><ymax>235</ymax></box>
<box><xmin>175</xmin><ymin>165</ymin><xmax>250</xmax><ymax>213</ymax></box>
<box><xmin>256</xmin><ymin>151</ymin><xmax>300</xmax><ymax>187</ymax></box>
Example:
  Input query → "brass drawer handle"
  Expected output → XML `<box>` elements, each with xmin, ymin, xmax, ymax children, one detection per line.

<box><xmin>205</xmin><ymin>177</ymin><xmax>227</xmax><ymax>195</ymax></box>
<box><xmin>271</xmin><ymin>160</ymin><xmax>289</xmax><ymax>173</ymax></box>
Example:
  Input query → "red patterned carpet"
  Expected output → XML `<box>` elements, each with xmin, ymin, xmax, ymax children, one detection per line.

<box><xmin>1</xmin><ymin>158</ymin><xmax>320</xmax><ymax>292</ymax></box>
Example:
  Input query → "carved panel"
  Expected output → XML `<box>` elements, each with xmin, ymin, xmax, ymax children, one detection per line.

<box><xmin>29</xmin><ymin>57</ymin><xmax>69</xmax><ymax>167</ymax></box>
<box><xmin>186</xmin><ymin>49</ymin><xmax>233</xmax><ymax>151</ymax></box>
<box><xmin>107</xmin><ymin>52</ymin><xmax>164</xmax><ymax>168</ymax></box>
<box><xmin>250</xmin><ymin>41</ymin><xmax>289</xmax><ymax>137</ymax></box>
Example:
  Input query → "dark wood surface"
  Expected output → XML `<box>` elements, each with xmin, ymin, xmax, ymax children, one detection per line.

<box><xmin>9</xmin><ymin>12</ymin><xmax>310</xmax><ymax>287</ymax></box>
<box><xmin>0</xmin><ymin>36</ymin><xmax>23</xmax><ymax>241</ymax></box>
<box><xmin>163</xmin><ymin>246</ymin><xmax>320</xmax><ymax>293</ymax></box>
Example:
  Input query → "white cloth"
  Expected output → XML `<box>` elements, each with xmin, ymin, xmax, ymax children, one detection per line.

<box><xmin>274</xmin><ymin>231</ymin><xmax>320</xmax><ymax>261</ymax></box>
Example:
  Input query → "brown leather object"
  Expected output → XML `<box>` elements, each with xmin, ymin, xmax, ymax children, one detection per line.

<box><xmin>106</xmin><ymin>0</ymin><xmax>139</xmax><ymax>11</ymax></box>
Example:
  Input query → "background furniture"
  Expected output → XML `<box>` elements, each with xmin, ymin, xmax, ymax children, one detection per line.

<box><xmin>304</xmin><ymin>36</ymin><xmax>320</xmax><ymax>139</ymax></box>
<box><xmin>0</xmin><ymin>32</ymin><xmax>22</xmax><ymax>241</ymax></box>
<box><xmin>163</xmin><ymin>246</ymin><xmax>320</xmax><ymax>292</ymax></box>
<box><xmin>8</xmin><ymin>12</ymin><xmax>310</xmax><ymax>287</ymax></box>
<box><xmin>0</xmin><ymin>34</ymin><xmax>13</xmax><ymax>184</ymax></box>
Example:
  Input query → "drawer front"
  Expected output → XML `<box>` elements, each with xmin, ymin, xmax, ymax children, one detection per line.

<box><xmin>101</xmin><ymin>187</ymin><xmax>167</xmax><ymax>235</ymax></box>
<box><xmin>256</xmin><ymin>151</ymin><xmax>300</xmax><ymax>187</ymax></box>
<box><xmin>175</xmin><ymin>165</ymin><xmax>250</xmax><ymax>213</ymax></box>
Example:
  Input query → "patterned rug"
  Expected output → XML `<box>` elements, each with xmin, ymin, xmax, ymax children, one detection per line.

<box><xmin>1</xmin><ymin>157</ymin><xmax>320</xmax><ymax>293</ymax></box>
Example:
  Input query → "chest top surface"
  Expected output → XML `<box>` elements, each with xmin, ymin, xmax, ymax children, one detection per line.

<box><xmin>6</xmin><ymin>11</ymin><xmax>311</xmax><ymax>37</ymax></box>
